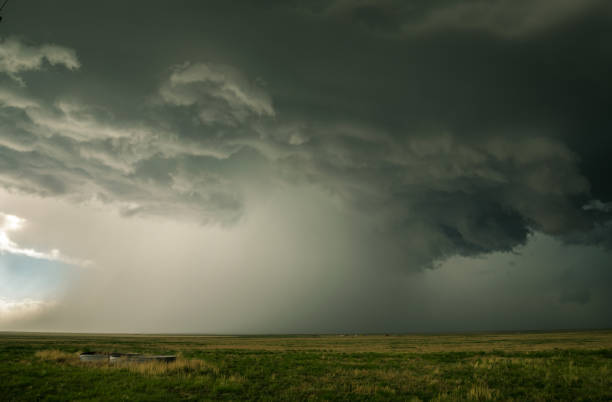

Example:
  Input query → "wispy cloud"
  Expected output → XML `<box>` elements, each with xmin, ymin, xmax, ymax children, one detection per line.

<box><xmin>160</xmin><ymin>61</ymin><xmax>275</xmax><ymax>126</ymax></box>
<box><xmin>0</xmin><ymin>36</ymin><xmax>80</xmax><ymax>85</ymax></box>
<box><xmin>0</xmin><ymin>212</ymin><xmax>91</xmax><ymax>266</ymax></box>
<box><xmin>311</xmin><ymin>0</ymin><xmax>609</xmax><ymax>38</ymax></box>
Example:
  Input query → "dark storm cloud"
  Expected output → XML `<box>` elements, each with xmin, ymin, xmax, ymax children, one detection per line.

<box><xmin>1</xmin><ymin>0</ymin><xmax>612</xmax><ymax>271</ymax></box>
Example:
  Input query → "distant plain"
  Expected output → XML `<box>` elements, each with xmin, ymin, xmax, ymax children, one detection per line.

<box><xmin>1</xmin><ymin>330</ymin><xmax>611</xmax><ymax>400</ymax></box>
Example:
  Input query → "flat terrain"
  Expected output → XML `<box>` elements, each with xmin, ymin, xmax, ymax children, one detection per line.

<box><xmin>1</xmin><ymin>330</ymin><xmax>611</xmax><ymax>401</ymax></box>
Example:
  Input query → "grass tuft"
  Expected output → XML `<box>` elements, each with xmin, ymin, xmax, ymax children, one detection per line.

<box><xmin>122</xmin><ymin>357</ymin><xmax>210</xmax><ymax>376</ymax></box>
<box><xmin>467</xmin><ymin>383</ymin><xmax>496</xmax><ymax>401</ymax></box>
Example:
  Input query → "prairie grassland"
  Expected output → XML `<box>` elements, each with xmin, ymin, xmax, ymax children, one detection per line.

<box><xmin>1</xmin><ymin>330</ymin><xmax>611</xmax><ymax>401</ymax></box>
<box><xmin>5</xmin><ymin>329</ymin><xmax>611</xmax><ymax>353</ymax></box>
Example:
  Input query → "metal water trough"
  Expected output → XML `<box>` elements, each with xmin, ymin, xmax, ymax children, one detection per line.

<box><xmin>79</xmin><ymin>352</ymin><xmax>108</xmax><ymax>362</ymax></box>
<box><xmin>79</xmin><ymin>352</ymin><xmax>176</xmax><ymax>363</ymax></box>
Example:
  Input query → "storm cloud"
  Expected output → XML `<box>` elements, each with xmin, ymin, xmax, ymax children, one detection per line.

<box><xmin>0</xmin><ymin>0</ymin><xmax>611</xmax><ymax>332</ymax></box>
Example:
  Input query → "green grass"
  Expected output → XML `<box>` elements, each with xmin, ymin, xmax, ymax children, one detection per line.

<box><xmin>0</xmin><ymin>331</ymin><xmax>611</xmax><ymax>400</ymax></box>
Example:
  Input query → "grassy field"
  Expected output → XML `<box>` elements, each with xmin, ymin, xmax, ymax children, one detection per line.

<box><xmin>1</xmin><ymin>330</ymin><xmax>611</xmax><ymax>401</ymax></box>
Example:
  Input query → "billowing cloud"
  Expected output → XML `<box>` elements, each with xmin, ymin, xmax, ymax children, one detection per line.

<box><xmin>0</xmin><ymin>33</ymin><xmax>608</xmax><ymax>268</ymax></box>
<box><xmin>0</xmin><ymin>40</ymin><xmax>255</xmax><ymax>224</ymax></box>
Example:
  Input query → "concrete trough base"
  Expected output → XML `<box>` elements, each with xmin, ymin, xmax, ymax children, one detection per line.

<box><xmin>79</xmin><ymin>352</ymin><xmax>108</xmax><ymax>362</ymax></box>
<box><xmin>110</xmin><ymin>353</ymin><xmax>176</xmax><ymax>363</ymax></box>
<box><xmin>80</xmin><ymin>352</ymin><xmax>176</xmax><ymax>363</ymax></box>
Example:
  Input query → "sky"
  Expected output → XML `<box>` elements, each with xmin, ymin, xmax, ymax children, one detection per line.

<box><xmin>0</xmin><ymin>0</ymin><xmax>611</xmax><ymax>333</ymax></box>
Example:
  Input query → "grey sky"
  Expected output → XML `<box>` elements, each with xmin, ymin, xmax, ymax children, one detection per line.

<box><xmin>0</xmin><ymin>0</ymin><xmax>611</xmax><ymax>332</ymax></box>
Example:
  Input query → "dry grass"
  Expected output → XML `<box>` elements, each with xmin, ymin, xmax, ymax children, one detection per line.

<box><xmin>351</xmin><ymin>383</ymin><xmax>396</xmax><ymax>395</ymax></box>
<box><xmin>467</xmin><ymin>383</ymin><xmax>496</xmax><ymax>400</ymax></box>
<box><xmin>35</xmin><ymin>349</ymin><xmax>79</xmax><ymax>364</ymax></box>
<box><xmin>122</xmin><ymin>357</ymin><xmax>215</xmax><ymax>376</ymax></box>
